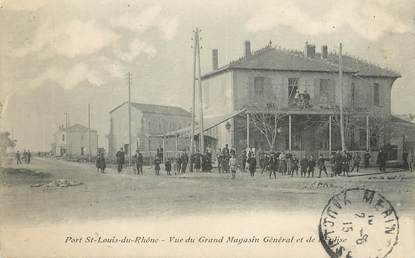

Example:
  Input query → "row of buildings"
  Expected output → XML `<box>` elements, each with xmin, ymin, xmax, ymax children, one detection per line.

<box><xmin>52</xmin><ymin>40</ymin><xmax>415</xmax><ymax>164</ymax></box>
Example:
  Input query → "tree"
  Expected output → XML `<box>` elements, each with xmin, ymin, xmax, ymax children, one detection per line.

<box><xmin>248</xmin><ymin>103</ymin><xmax>287</xmax><ymax>151</ymax></box>
<box><xmin>0</xmin><ymin>132</ymin><xmax>16</xmax><ymax>167</ymax></box>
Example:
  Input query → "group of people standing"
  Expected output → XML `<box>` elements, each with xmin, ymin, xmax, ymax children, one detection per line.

<box><xmin>15</xmin><ymin>150</ymin><xmax>31</xmax><ymax>165</ymax></box>
<box><xmin>97</xmin><ymin>144</ymin><xmax>412</xmax><ymax>177</ymax></box>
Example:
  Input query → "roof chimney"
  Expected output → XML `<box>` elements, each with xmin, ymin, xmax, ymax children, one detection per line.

<box><xmin>244</xmin><ymin>40</ymin><xmax>251</xmax><ymax>58</ymax></box>
<box><xmin>212</xmin><ymin>49</ymin><xmax>218</xmax><ymax>70</ymax></box>
<box><xmin>304</xmin><ymin>41</ymin><xmax>316</xmax><ymax>58</ymax></box>
<box><xmin>321</xmin><ymin>45</ymin><xmax>328</xmax><ymax>59</ymax></box>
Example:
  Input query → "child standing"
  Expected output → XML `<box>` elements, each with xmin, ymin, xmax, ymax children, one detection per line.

<box><xmin>154</xmin><ymin>156</ymin><xmax>161</xmax><ymax>176</ymax></box>
<box><xmin>229</xmin><ymin>151</ymin><xmax>238</xmax><ymax>179</ymax></box>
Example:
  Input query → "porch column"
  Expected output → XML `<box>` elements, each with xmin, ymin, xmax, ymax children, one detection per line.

<box><xmin>162</xmin><ymin>135</ymin><xmax>166</xmax><ymax>162</ymax></box>
<box><xmin>366</xmin><ymin>115</ymin><xmax>370</xmax><ymax>151</ymax></box>
<box><xmin>329</xmin><ymin>115</ymin><xmax>332</xmax><ymax>153</ymax></box>
<box><xmin>288</xmin><ymin>115</ymin><xmax>292</xmax><ymax>151</ymax></box>
<box><xmin>246</xmin><ymin>113</ymin><xmax>250</xmax><ymax>149</ymax></box>
<box><xmin>175</xmin><ymin>135</ymin><xmax>179</xmax><ymax>152</ymax></box>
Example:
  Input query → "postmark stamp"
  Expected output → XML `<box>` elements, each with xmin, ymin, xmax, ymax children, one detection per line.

<box><xmin>319</xmin><ymin>188</ymin><xmax>399</xmax><ymax>258</ymax></box>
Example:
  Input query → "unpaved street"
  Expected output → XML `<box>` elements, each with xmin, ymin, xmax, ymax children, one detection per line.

<box><xmin>1</xmin><ymin>158</ymin><xmax>414</xmax><ymax>224</ymax></box>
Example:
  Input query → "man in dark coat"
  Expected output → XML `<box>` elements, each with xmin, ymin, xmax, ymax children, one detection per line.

<box><xmin>377</xmin><ymin>149</ymin><xmax>386</xmax><ymax>172</ymax></box>
<box><xmin>248</xmin><ymin>154</ymin><xmax>257</xmax><ymax>177</ymax></box>
<box><xmin>334</xmin><ymin>150</ymin><xmax>343</xmax><ymax>176</ymax></box>
<box><xmin>341</xmin><ymin>151</ymin><xmax>349</xmax><ymax>177</ymax></box>
<box><xmin>308</xmin><ymin>155</ymin><xmax>316</xmax><ymax>177</ymax></box>
<box><xmin>291</xmin><ymin>155</ymin><xmax>299</xmax><ymax>176</ymax></box>
<box><xmin>364</xmin><ymin>150</ymin><xmax>371</xmax><ymax>168</ymax></box>
<box><xmin>350</xmin><ymin>153</ymin><xmax>361</xmax><ymax>173</ymax></box>
<box><xmin>300</xmin><ymin>155</ymin><xmax>308</xmax><ymax>177</ymax></box>
<box><xmin>165</xmin><ymin>159</ymin><xmax>172</xmax><ymax>175</ymax></box>
<box><xmin>116</xmin><ymin>147</ymin><xmax>125</xmax><ymax>173</ymax></box>
<box><xmin>181</xmin><ymin>152</ymin><xmax>189</xmax><ymax>173</ymax></box>
<box><xmin>27</xmin><ymin>150</ymin><xmax>31</xmax><ymax>164</ymax></box>
<box><xmin>269</xmin><ymin>155</ymin><xmax>277</xmax><ymax>179</ymax></box>
<box><xmin>134</xmin><ymin>150</ymin><xmax>143</xmax><ymax>175</ymax></box>
<box><xmin>96</xmin><ymin>152</ymin><xmax>106</xmax><ymax>173</ymax></box>
<box><xmin>16</xmin><ymin>151</ymin><xmax>22</xmax><ymax>165</ymax></box>
<box><xmin>317</xmin><ymin>154</ymin><xmax>328</xmax><ymax>178</ymax></box>
<box><xmin>241</xmin><ymin>150</ymin><xmax>247</xmax><ymax>171</ymax></box>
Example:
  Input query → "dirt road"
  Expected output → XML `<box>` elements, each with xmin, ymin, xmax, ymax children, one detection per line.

<box><xmin>1</xmin><ymin>158</ymin><xmax>414</xmax><ymax>224</ymax></box>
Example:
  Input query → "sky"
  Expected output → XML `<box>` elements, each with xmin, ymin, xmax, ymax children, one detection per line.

<box><xmin>0</xmin><ymin>0</ymin><xmax>414</xmax><ymax>151</ymax></box>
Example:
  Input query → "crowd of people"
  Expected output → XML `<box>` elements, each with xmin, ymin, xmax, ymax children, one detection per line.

<box><xmin>95</xmin><ymin>144</ymin><xmax>413</xmax><ymax>178</ymax></box>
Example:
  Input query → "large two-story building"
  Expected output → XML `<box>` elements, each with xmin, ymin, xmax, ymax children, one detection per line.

<box><xmin>108</xmin><ymin>102</ymin><xmax>191</xmax><ymax>157</ymax></box>
<box><xmin>199</xmin><ymin>41</ymin><xmax>404</xmax><ymax>159</ymax></box>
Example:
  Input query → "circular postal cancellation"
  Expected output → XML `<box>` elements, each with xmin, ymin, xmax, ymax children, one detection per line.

<box><xmin>319</xmin><ymin>188</ymin><xmax>399</xmax><ymax>258</ymax></box>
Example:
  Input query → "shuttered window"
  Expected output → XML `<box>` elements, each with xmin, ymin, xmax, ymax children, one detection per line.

<box><xmin>254</xmin><ymin>77</ymin><xmax>265</xmax><ymax>97</ymax></box>
<box><xmin>288</xmin><ymin>78</ymin><xmax>299</xmax><ymax>105</ymax></box>
<box><xmin>373</xmin><ymin>83</ymin><xmax>380</xmax><ymax>106</ymax></box>
<box><xmin>320</xmin><ymin>79</ymin><xmax>329</xmax><ymax>103</ymax></box>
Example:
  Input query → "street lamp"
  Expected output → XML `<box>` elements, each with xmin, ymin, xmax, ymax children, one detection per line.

<box><xmin>225</xmin><ymin>121</ymin><xmax>231</xmax><ymax>131</ymax></box>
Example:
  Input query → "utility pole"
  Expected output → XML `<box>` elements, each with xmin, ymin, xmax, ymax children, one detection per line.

<box><xmin>339</xmin><ymin>43</ymin><xmax>345</xmax><ymax>151</ymax></box>
<box><xmin>88</xmin><ymin>104</ymin><xmax>91</xmax><ymax>162</ymax></box>
<box><xmin>195</xmin><ymin>28</ymin><xmax>204</xmax><ymax>153</ymax></box>
<box><xmin>190</xmin><ymin>29</ymin><xmax>197</xmax><ymax>158</ymax></box>
<box><xmin>127</xmin><ymin>72</ymin><xmax>132</xmax><ymax>166</ymax></box>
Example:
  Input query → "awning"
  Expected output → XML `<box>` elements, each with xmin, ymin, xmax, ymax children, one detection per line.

<box><xmin>155</xmin><ymin>109</ymin><xmax>245</xmax><ymax>137</ymax></box>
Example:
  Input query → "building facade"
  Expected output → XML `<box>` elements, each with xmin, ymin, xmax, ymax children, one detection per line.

<box><xmin>200</xmin><ymin>41</ymin><xmax>403</xmax><ymax>159</ymax></box>
<box><xmin>108</xmin><ymin>102</ymin><xmax>191</xmax><ymax>157</ymax></box>
<box><xmin>53</xmin><ymin>124</ymin><xmax>98</xmax><ymax>157</ymax></box>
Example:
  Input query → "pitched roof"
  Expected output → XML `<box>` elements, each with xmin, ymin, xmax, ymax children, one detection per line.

<box><xmin>63</xmin><ymin>124</ymin><xmax>97</xmax><ymax>133</ymax></box>
<box><xmin>110</xmin><ymin>102</ymin><xmax>191</xmax><ymax>117</ymax></box>
<box><xmin>326</xmin><ymin>53</ymin><xmax>400</xmax><ymax>78</ymax></box>
<box><xmin>202</xmin><ymin>45</ymin><xmax>400</xmax><ymax>79</ymax></box>
<box><xmin>391</xmin><ymin>115</ymin><xmax>415</xmax><ymax>125</ymax></box>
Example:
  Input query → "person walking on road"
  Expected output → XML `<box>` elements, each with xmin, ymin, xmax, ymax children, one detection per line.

<box><xmin>181</xmin><ymin>151</ymin><xmax>189</xmax><ymax>173</ymax></box>
<box><xmin>134</xmin><ymin>150</ymin><xmax>143</xmax><ymax>175</ymax></box>
<box><xmin>27</xmin><ymin>150</ymin><xmax>31</xmax><ymax>164</ymax></box>
<box><xmin>96</xmin><ymin>152</ymin><xmax>106</xmax><ymax>173</ymax></box>
<box><xmin>364</xmin><ymin>150</ymin><xmax>371</xmax><ymax>168</ymax></box>
<box><xmin>308</xmin><ymin>155</ymin><xmax>316</xmax><ymax>178</ymax></box>
<box><xmin>317</xmin><ymin>154</ymin><xmax>328</xmax><ymax>178</ymax></box>
<box><xmin>377</xmin><ymin>149</ymin><xmax>386</xmax><ymax>172</ymax></box>
<box><xmin>269</xmin><ymin>154</ymin><xmax>277</xmax><ymax>180</ymax></box>
<box><xmin>300</xmin><ymin>155</ymin><xmax>308</xmax><ymax>177</ymax></box>
<box><xmin>154</xmin><ymin>156</ymin><xmax>161</xmax><ymax>176</ymax></box>
<box><xmin>407</xmin><ymin>151</ymin><xmax>414</xmax><ymax>172</ymax></box>
<box><xmin>229</xmin><ymin>151</ymin><xmax>238</xmax><ymax>179</ymax></box>
<box><xmin>16</xmin><ymin>151</ymin><xmax>22</xmax><ymax>165</ymax></box>
<box><xmin>165</xmin><ymin>159</ymin><xmax>172</xmax><ymax>175</ymax></box>
<box><xmin>248</xmin><ymin>154</ymin><xmax>257</xmax><ymax>177</ymax></box>
<box><xmin>350</xmin><ymin>153</ymin><xmax>361</xmax><ymax>173</ymax></box>
<box><xmin>116</xmin><ymin>147</ymin><xmax>125</xmax><ymax>173</ymax></box>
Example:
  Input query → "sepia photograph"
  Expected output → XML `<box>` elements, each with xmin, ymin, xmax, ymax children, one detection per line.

<box><xmin>0</xmin><ymin>0</ymin><xmax>414</xmax><ymax>257</ymax></box>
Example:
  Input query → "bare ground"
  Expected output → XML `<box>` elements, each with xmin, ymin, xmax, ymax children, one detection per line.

<box><xmin>0</xmin><ymin>158</ymin><xmax>414</xmax><ymax>224</ymax></box>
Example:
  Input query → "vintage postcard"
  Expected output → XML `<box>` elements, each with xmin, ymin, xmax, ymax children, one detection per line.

<box><xmin>0</xmin><ymin>0</ymin><xmax>414</xmax><ymax>257</ymax></box>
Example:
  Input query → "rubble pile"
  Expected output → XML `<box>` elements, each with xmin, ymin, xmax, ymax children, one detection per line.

<box><xmin>369</xmin><ymin>175</ymin><xmax>415</xmax><ymax>181</ymax></box>
<box><xmin>305</xmin><ymin>181</ymin><xmax>336</xmax><ymax>190</ymax></box>
<box><xmin>31</xmin><ymin>178</ymin><xmax>82</xmax><ymax>188</ymax></box>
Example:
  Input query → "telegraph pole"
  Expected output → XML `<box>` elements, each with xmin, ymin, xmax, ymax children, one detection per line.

<box><xmin>88</xmin><ymin>104</ymin><xmax>91</xmax><ymax>162</ymax></box>
<box><xmin>339</xmin><ymin>43</ymin><xmax>345</xmax><ymax>151</ymax></box>
<box><xmin>190</xmin><ymin>30</ymin><xmax>197</xmax><ymax>158</ymax></box>
<box><xmin>127</xmin><ymin>72</ymin><xmax>132</xmax><ymax>166</ymax></box>
<box><xmin>195</xmin><ymin>28</ymin><xmax>204</xmax><ymax>153</ymax></box>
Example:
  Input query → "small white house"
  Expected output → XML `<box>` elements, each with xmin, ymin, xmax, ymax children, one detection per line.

<box><xmin>53</xmin><ymin>124</ymin><xmax>98</xmax><ymax>157</ymax></box>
